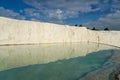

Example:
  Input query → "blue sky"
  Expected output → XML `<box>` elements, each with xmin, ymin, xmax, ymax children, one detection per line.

<box><xmin>0</xmin><ymin>0</ymin><xmax>120</xmax><ymax>30</ymax></box>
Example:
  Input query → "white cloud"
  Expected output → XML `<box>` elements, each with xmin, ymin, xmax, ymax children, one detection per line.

<box><xmin>23</xmin><ymin>0</ymin><xmax>99</xmax><ymax>12</ymax></box>
<box><xmin>23</xmin><ymin>0</ymin><xmax>100</xmax><ymax>23</ymax></box>
<box><xmin>84</xmin><ymin>10</ymin><xmax>120</xmax><ymax>30</ymax></box>
<box><xmin>111</xmin><ymin>0</ymin><xmax>120</xmax><ymax>11</ymax></box>
<box><xmin>23</xmin><ymin>8</ymin><xmax>48</xmax><ymax>21</ymax></box>
<box><xmin>99</xmin><ymin>10</ymin><xmax>120</xmax><ymax>29</ymax></box>
<box><xmin>22</xmin><ymin>0</ymin><xmax>120</xmax><ymax>24</ymax></box>
<box><xmin>103</xmin><ymin>0</ymin><xmax>109</xmax><ymax>3</ymax></box>
<box><xmin>0</xmin><ymin>7</ymin><xmax>25</xmax><ymax>20</ymax></box>
<box><xmin>0</xmin><ymin>0</ymin><xmax>119</xmax><ymax>30</ymax></box>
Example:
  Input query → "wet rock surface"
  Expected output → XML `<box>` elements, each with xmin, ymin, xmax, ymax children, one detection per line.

<box><xmin>80</xmin><ymin>50</ymin><xmax>120</xmax><ymax>80</ymax></box>
<box><xmin>110</xmin><ymin>69</ymin><xmax>120</xmax><ymax>80</ymax></box>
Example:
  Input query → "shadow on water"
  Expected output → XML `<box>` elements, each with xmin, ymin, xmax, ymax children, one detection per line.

<box><xmin>0</xmin><ymin>49</ymin><xmax>115</xmax><ymax>80</ymax></box>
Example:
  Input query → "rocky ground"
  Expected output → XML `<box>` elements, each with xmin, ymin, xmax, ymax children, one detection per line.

<box><xmin>80</xmin><ymin>49</ymin><xmax>120</xmax><ymax>80</ymax></box>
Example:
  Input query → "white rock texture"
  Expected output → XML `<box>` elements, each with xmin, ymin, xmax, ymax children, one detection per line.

<box><xmin>0</xmin><ymin>17</ymin><xmax>120</xmax><ymax>47</ymax></box>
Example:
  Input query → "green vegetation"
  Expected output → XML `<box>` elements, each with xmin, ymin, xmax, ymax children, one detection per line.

<box><xmin>92</xmin><ymin>27</ymin><xmax>97</xmax><ymax>30</ymax></box>
<box><xmin>104</xmin><ymin>27</ymin><xmax>109</xmax><ymax>31</ymax></box>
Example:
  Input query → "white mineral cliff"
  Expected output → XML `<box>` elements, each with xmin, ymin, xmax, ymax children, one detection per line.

<box><xmin>0</xmin><ymin>17</ymin><xmax>120</xmax><ymax>47</ymax></box>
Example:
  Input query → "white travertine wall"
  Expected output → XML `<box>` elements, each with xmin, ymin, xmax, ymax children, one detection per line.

<box><xmin>0</xmin><ymin>17</ymin><xmax>120</xmax><ymax>47</ymax></box>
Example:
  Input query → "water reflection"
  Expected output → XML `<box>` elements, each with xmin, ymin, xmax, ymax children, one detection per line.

<box><xmin>0</xmin><ymin>43</ymin><xmax>118</xmax><ymax>71</ymax></box>
<box><xmin>0</xmin><ymin>43</ymin><xmax>119</xmax><ymax>80</ymax></box>
<box><xmin>0</xmin><ymin>50</ymin><xmax>115</xmax><ymax>80</ymax></box>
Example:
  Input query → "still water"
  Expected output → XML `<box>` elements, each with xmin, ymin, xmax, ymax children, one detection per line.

<box><xmin>0</xmin><ymin>43</ymin><xmax>119</xmax><ymax>80</ymax></box>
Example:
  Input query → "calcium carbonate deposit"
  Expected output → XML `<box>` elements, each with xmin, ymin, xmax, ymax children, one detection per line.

<box><xmin>0</xmin><ymin>17</ymin><xmax>120</xmax><ymax>47</ymax></box>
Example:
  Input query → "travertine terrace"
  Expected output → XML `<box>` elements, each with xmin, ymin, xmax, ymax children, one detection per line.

<box><xmin>0</xmin><ymin>17</ymin><xmax>120</xmax><ymax>47</ymax></box>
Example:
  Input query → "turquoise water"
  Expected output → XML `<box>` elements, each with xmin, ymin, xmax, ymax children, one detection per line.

<box><xmin>0</xmin><ymin>43</ymin><xmax>119</xmax><ymax>80</ymax></box>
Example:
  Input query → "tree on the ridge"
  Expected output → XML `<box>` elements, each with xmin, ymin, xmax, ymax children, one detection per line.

<box><xmin>75</xmin><ymin>24</ymin><xmax>78</xmax><ymax>26</ymax></box>
<box><xmin>104</xmin><ymin>27</ymin><xmax>109</xmax><ymax>31</ymax></box>
<box><xmin>79</xmin><ymin>24</ymin><xmax>82</xmax><ymax>27</ymax></box>
<box><xmin>92</xmin><ymin>27</ymin><xmax>96</xmax><ymax>30</ymax></box>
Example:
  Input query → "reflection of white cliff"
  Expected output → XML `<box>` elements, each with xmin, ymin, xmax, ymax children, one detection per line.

<box><xmin>0</xmin><ymin>17</ymin><xmax>120</xmax><ymax>47</ymax></box>
<box><xmin>0</xmin><ymin>43</ymin><xmax>117</xmax><ymax>71</ymax></box>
